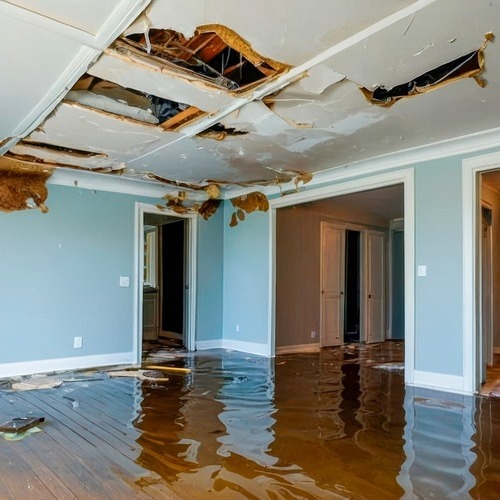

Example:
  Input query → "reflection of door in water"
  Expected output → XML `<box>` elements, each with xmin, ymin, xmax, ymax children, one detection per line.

<box><xmin>161</xmin><ymin>220</ymin><xmax>185</xmax><ymax>338</ymax></box>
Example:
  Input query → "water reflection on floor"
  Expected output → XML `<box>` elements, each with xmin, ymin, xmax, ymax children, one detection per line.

<box><xmin>134</xmin><ymin>342</ymin><xmax>500</xmax><ymax>499</ymax></box>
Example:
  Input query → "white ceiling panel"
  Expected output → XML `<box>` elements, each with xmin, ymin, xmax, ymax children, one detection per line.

<box><xmin>4</xmin><ymin>0</ymin><xmax>134</xmax><ymax>35</ymax></box>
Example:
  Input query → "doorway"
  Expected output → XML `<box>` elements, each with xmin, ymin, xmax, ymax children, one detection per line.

<box><xmin>135</xmin><ymin>203</ymin><xmax>197</xmax><ymax>364</ymax></box>
<box><xmin>275</xmin><ymin>182</ymin><xmax>405</xmax><ymax>354</ymax></box>
<box><xmin>320</xmin><ymin>223</ymin><xmax>386</xmax><ymax>347</ymax></box>
<box><xmin>344</xmin><ymin>230</ymin><xmax>361</xmax><ymax>343</ymax></box>
<box><xmin>478</xmin><ymin>172</ymin><xmax>500</xmax><ymax>393</ymax></box>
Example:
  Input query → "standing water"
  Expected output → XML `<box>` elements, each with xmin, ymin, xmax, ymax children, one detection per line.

<box><xmin>134</xmin><ymin>342</ymin><xmax>500</xmax><ymax>498</ymax></box>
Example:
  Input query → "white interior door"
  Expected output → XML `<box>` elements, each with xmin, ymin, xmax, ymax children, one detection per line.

<box><xmin>366</xmin><ymin>230</ymin><xmax>386</xmax><ymax>343</ymax></box>
<box><xmin>320</xmin><ymin>223</ymin><xmax>345</xmax><ymax>346</ymax></box>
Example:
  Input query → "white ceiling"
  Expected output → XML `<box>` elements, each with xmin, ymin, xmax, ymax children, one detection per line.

<box><xmin>1</xmin><ymin>0</ymin><xmax>499</xmax><ymax>199</ymax></box>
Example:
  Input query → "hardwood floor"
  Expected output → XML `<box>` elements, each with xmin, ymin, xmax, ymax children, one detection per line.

<box><xmin>0</xmin><ymin>376</ymin><xmax>178</xmax><ymax>499</ymax></box>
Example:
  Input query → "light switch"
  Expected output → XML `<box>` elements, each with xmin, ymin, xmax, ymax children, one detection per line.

<box><xmin>119</xmin><ymin>276</ymin><xmax>130</xmax><ymax>287</ymax></box>
<box><xmin>417</xmin><ymin>265</ymin><xmax>427</xmax><ymax>277</ymax></box>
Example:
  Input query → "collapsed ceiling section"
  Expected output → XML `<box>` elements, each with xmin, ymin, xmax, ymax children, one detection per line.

<box><xmin>0</xmin><ymin>0</ymin><xmax>499</xmax><ymax>220</ymax></box>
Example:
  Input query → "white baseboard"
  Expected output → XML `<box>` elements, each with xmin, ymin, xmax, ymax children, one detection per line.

<box><xmin>196</xmin><ymin>340</ymin><xmax>224</xmax><ymax>350</ymax></box>
<box><xmin>408</xmin><ymin>370</ymin><xmax>469</xmax><ymax>395</ymax></box>
<box><xmin>276</xmin><ymin>343</ymin><xmax>320</xmax><ymax>354</ymax></box>
<box><xmin>222</xmin><ymin>340</ymin><xmax>269</xmax><ymax>356</ymax></box>
<box><xmin>0</xmin><ymin>352</ymin><xmax>136</xmax><ymax>379</ymax></box>
<box><xmin>196</xmin><ymin>339</ymin><xmax>269</xmax><ymax>356</ymax></box>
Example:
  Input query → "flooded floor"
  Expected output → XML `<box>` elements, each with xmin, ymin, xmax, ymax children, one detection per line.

<box><xmin>1</xmin><ymin>341</ymin><xmax>500</xmax><ymax>498</ymax></box>
<box><xmin>135</xmin><ymin>341</ymin><xmax>500</xmax><ymax>498</ymax></box>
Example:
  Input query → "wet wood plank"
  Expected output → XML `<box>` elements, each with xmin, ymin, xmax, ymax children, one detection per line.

<box><xmin>0</xmin><ymin>381</ymin><xmax>176</xmax><ymax>499</ymax></box>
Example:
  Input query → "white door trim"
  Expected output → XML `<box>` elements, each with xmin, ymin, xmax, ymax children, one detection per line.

<box><xmin>462</xmin><ymin>151</ymin><xmax>500</xmax><ymax>393</ymax></box>
<box><xmin>133</xmin><ymin>202</ymin><xmax>197</xmax><ymax>364</ymax></box>
<box><xmin>269</xmin><ymin>168</ymin><xmax>415</xmax><ymax>384</ymax></box>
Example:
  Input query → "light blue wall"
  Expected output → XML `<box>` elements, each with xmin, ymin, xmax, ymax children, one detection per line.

<box><xmin>0</xmin><ymin>183</ymin><xmax>224</xmax><ymax>367</ymax></box>
<box><xmin>222</xmin><ymin>202</ymin><xmax>270</xmax><ymax>344</ymax></box>
<box><xmin>413</xmin><ymin>157</ymin><xmax>464</xmax><ymax>375</ymax></box>
<box><xmin>196</xmin><ymin>206</ymin><xmax>224</xmax><ymax>341</ymax></box>
<box><xmin>0</xmin><ymin>185</ymin><xmax>140</xmax><ymax>363</ymax></box>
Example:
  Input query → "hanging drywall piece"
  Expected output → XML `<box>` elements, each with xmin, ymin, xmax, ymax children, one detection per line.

<box><xmin>0</xmin><ymin>156</ymin><xmax>53</xmax><ymax>213</ymax></box>
<box><xmin>229</xmin><ymin>191</ymin><xmax>269</xmax><ymax>227</ymax></box>
<box><xmin>10</xmin><ymin>141</ymin><xmax>119</xmax><ymax>171</ymax></box>
<box><xmin>360</xmin><ymin>32</ymin><xmax>494</xmax><ymax>107</ymax></box>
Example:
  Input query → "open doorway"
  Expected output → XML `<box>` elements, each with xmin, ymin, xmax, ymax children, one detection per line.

<box><xmin>344</xmin><ymin>230</ymin><xmax>361</xmax><ymax>343</ymax></box>
<box><xmin>275</xmin><ymin>184</ymin><xmax>404</xmax><ymax>353</ymax></box>
<box><xmin>143</xmin><ymin>213</ymin><xmax>186</xmax><ymax>348</ymax></box>
<box><xmin>135</xmin><ymin>203</ymin><xmax>197</xmax><ymax>363</ymax></box>
<box><xmin>478</xmin><ymin>171</ymin><xmax>500</xmax><ymax>394</ymax></box>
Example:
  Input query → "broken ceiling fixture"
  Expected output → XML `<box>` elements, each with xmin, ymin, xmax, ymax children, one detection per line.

<box><xmin>361</xmin><ymin>32</ymin><xmax>495</xmax><ymax>107</ymax></box>
<box><xmin>123</xmin><ymin>25</ymin><xmax>291</xmax><ymax>92</ymax></box>
<box><xmin>229</xmin><ymin>191</ymin><xmax>269</xmax><ymax>227</ymax></box>
<box><xmin>0</xmin><ymin>157</ymin><xmax>53</xmax><ymax>213</ymax></box>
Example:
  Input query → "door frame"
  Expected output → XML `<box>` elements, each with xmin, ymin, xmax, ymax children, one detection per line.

<box><xmin>463</xmin><ymin>151</ymin><xmax>500</xmax><ymax>393</ymax></box>
<box><xmin>133</xmin><ymin>202</ymin><xmax>197</xmax><ymax>365</ymax></box>
<box><xmin>270</xmin><ymin>168</ymin><xmax>415</xmax><ymax>383</ymax></box>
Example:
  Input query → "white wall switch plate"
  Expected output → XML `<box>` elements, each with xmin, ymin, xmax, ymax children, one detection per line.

<box><xmin>119</xmin><ymin>276</ymin><xmax>130</xmax><ymax>287</ymax></box>
<box><xmin>417</xmin><ymin>265</ymin><xmax>427</xmax><ymax>277</ymax></box>
<box><xmin>74</xmin><ymin>336</ymin><xmax>83</xmax><ymax>349</ymax></box>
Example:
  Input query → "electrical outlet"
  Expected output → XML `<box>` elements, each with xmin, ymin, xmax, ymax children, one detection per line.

<box><xmin>236</xmin><ymin>324</ymin><xmax>240</xmax><ymax>333</ymax></box>
<box><xmin>74</xmin><ymin>336</ymin><xmax>83</xmax><ymax>349</ymax></box>
<box><xmin>311</xmin><ymin>331</ymin><xmax>316</xmax><ymax>339</ymax></box>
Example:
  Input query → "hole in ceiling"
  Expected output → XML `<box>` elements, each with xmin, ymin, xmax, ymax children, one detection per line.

<box><xmin>361</xmin><ymin>32</ymin><xmax>494</xmax><ymax>107</ymax></box>
<box><xmin>123</xmin><ymin>24</ymin><xmax>290</xmax><ymax>92</ymax></box>
<box><xmin>67</xmin><ymin>76</ymin><xmax>204</xmax><ymax>130</ymax></box>
<box><xmin>19</xmin><ymin>140</ymin><xmax>108</xmax><ymax>159</ymax></box>
<box><xmin>197</xmin><ymin>123</ymin><xmax>248</xmax><ymax>141</ymax></box>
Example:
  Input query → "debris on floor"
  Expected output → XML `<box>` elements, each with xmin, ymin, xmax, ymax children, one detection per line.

<box><xmin>142</xmin><ymin>365</ymin><xmax>191</xmax><ymax>375</ymax></box>
<box><xmin>5</xmin><ymin>371</ymin><xmax>105</xmax><ymax>392</ymax></box>
<box><xmin>0</xmin><ymin>416</ymin><xmax>45</xmax><ymax>433</ymax></box>
<box><xmin>12</xmin><ymin>376</ymin><xmax>63</xmax><ymax>391</ymax></box>
<box><xmin>488</xmin><ymin>384</ymin><xmax>500</xmax><ymax>399</ymax></box>
<box><xmin>373</xmin><ymin>362</ymin><xmax>405</xmax><ymax>372</ymax></box>
<box><xmin>0</xmin><ymin>416</ymin><xmax>45</xmax><ymax>441</ymax></box>
<box><xmin>107</xmin><ymin>369</ymin><xmax>170</xmax><ymax>382</ymax></box>
<box><xmin>0</xmin><ymin>426</ymin><xmax>43</xmax><ymax>442</ymax></box>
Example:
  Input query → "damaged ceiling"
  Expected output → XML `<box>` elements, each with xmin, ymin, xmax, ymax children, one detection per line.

<box><xmin>1</xmin><ymin>0</ymin><xmax>499</xmax><ymax>215</ymax></box>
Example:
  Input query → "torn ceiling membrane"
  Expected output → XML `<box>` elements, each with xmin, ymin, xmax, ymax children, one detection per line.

<box><xmin>0</xmin><ymin>0</ymin><xmax>499</xmax><ymax>218</ymax></box>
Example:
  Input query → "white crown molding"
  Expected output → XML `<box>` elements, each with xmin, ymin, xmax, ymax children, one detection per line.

<box><xmin>49</xmin><ymin>168</ymin><xmax>169</xmax><ymax>198</ymax></box>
